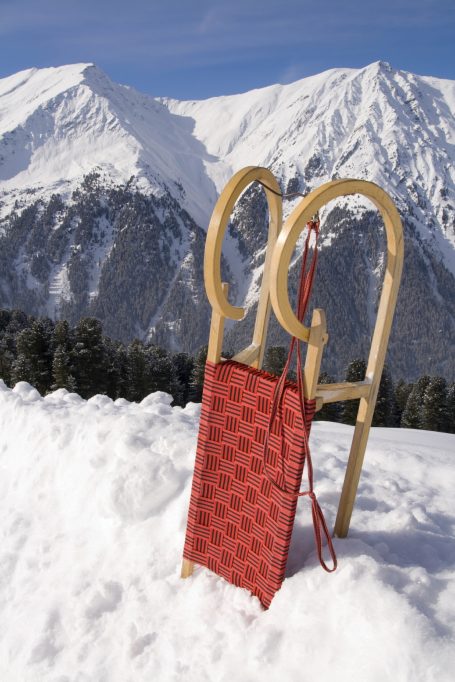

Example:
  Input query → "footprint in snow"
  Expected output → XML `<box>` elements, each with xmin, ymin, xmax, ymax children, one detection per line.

<box><xmin>85</xmin><ymin>581</ymin><xmax>123</xmax><ymax>620</ymax></box>
<box><xmin>130</xmin><ymin>632</ymin><xmax>157</xmax><ymax>658</ymax></box>
<box><xmin>28</xmin><ymin>609</ymin><xmax>64</xmax><ymax>665</ymax></box>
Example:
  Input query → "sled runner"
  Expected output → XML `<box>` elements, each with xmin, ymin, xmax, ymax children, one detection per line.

<box><xmin>181</xmin><ymin>167</ymin><xmax>403</xmax><ymax>606</ymax></box>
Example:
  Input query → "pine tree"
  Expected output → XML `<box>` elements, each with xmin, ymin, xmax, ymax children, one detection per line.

<box><xmin>340</xmin><ymin>359</ymin><xmax>367</xmax><ymax>425</ymax></box>
<box><xmin>314</xmin><ymin>371</ymin><xmax>341</xmax><ymax>422</ymax></box>
<box><xmin>13</xmin><ymin>320</ymin><xmax>53</xmax><ymax>394</ymax></box>
<box><xmin>54</xmin><ymin>319</ymin><xmax>72</xmax><ymax>351</ymax></box>
<box><xmin>51</xmin><ymin>344</ymin><xmax>77</xmax><ymax>392</ymax></box>
<box><xmin>171</xmin><ymin>352</ymin><xmax>194</xmax><ymax>406</ymax></box>
<box><xmin>0</xmin><ymin>309</ymin><xmax>12</xmax><ymax>335</ymax></box>
<box><xmin>126</xmin><ymin>339</ymin><xmax>148</xmax><ymax>402</ymax></box>
<box><xmin>401</xmin><ymin>375</ymin><xmax>431</xmax><ymax>429</ymax></box>
<box><xmin>105</xmin><ymin>341</ymin><xmax>127</xmax><ymax>400</ymax></box>
<box><xmin>11</xmin><ymin>353</ymin><xmax>33</xmax><ymax>385</ymax></box>
<box><xmin>446</xmin><ymin>383</ymin><xmax>455</xmax><ymax>434</ymax></box>
<box><xmin>264</xmin><ymin>346</ymin><xmax>288</xmax><ymax>376</ymax></box>
<box><xmin>0</xmin><ymin>309</ymin><xmax>27</xmax><ymax>386</ymax></box>
<box><xmin>421</xmin><ymin>377</ymin><xmax>449</xmax><ymax>432</ymax></box>
<box><xmin>372</xmin><ymin>365</ymin><xmax>395</xmax><ymax>427</ymax></box>
<box><xmin>146</xmin><ymin>345</ymin><xmax>173</xmax><ymax>395</ymax></box>
<box><xmin>0</xmin><ymin>337</ymin><xmax>14</xmax><ymax>386</ymax></box>
<box><xmin>72</xmin><ymin>318</ymin><xmax>108</xmax><ymax>398</ymax></box>
<box><xmin>394</xmin><ymin>379</ymin><xmax>413</xmax><ymax>426</ymax></box>
<box><xmin>189</xmin><ymin>345</ymin><xmax>208</xmax><ymax>402</ymax></box>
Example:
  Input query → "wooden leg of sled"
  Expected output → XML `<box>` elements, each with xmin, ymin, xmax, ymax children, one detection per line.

<box><xmin>181</xmin><ymin>558</ymin><xmax>195</xmax><ymax>578</ymax></box>
<box><xmin>334</xmin><ymin>237</ymin><xmax>403</xmax><ymax>537</ymax></box>
<box><xmin>303</xmin><ymin>308</ymin><xmax>327</xmax><ymax>400</ymax></box>
<box><xmin>207</xmin><ymin>282</ymin><xmax>228</xmax><ymax>364</ymax></box>
<box><xmin>181</xmin><ymin>283</ymin><xmax>228</xmax><ymax>579</ymax></box>
<box><xmin>333</xmin><ymin>395</ymin><xmax>375</xmax><ymax>538</ymax></box>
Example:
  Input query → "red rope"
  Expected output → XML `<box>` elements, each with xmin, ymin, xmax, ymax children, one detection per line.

<box><xmin>263</xmin><ymin>219</ymin><xmax>337</xmax><ymax>573</ymax></box>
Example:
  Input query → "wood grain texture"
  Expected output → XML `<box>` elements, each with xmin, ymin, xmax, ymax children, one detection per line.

<box><xmin>204</xmin><ymin>166</ymin><xmax>282</xmax><ymax>329</ymax></box>
<box><xmin>303</xmin><ymin>309</ymin><xmax>327</xmax><ymax>400</ymax></box>
<box><xmin>182</xmin><ymin>167</ymin><xmax>282</xmax><ymax>579</ymax></box>
<box><xmin>316</xmin><ymin>380</ymin><xmax>371</xmax><ymax>404</ymax></box>
<box><xmin>268</xmin><ymin>178</ymin><xmax>403</xmax><ymax>538</ymax></box>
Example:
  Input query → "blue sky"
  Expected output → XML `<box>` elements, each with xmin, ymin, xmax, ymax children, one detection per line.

<box><xmin>0</xmin><ymin>0</ymin><xmax>454</xmax><ymax>99</ymax></box>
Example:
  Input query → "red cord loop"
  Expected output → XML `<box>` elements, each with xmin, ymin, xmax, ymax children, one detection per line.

<box><xmin>262</xmin><ymin>218</ymin><xmax>337</xmax><ymax>573</ymax></box>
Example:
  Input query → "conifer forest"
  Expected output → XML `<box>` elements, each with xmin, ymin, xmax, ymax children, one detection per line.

<box><xmin>1</xmin><ymin>309</ymin><xmax>453</xmax><ymax>434</ymax></box>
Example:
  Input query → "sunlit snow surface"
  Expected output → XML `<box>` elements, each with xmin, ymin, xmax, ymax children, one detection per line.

<box><xmin>1</xmin><ymin>62</ymin><xmax>455</xmax><ymax>268</ymax></box>
<box><xmin>0</xmin><ymin>379</ymin><xmax>454</xmax><ymax>681</ymax></box>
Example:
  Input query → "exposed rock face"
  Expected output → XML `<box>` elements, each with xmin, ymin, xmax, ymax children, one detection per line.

<box><xmin>0</xmin><ymin>61</ymin><xmax>454</xmax><ymax>379</ymax></box>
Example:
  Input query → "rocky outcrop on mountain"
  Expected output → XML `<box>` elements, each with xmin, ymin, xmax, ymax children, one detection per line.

<box><xmin>0</xmin><ymin>61</ymin><xmax>454</xmax><ymax>379</ymax></box>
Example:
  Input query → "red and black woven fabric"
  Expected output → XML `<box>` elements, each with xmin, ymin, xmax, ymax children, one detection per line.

<box><xmin>183</xmin><ymin>220</ymin><xmax>337</xmax><ymax>608</ymax></box>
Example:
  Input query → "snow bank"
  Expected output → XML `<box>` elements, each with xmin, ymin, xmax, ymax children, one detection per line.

<box><xmin>0</xmin><ymin>379</ymin><xmax>454</xmax><ymax>681</ymax></box>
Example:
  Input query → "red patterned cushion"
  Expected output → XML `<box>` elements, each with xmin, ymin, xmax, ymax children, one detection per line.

<box><xmin>183</xmin><ymin>359</ymin><xmax>316</xmax><ymax>608</ymax></box>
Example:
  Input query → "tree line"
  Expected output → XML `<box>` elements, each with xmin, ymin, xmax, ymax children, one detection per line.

<box><xmin>0</xmin><ymin>309</ymin><xmax>453</xmax><ymax>433</ymax></box>
<box><xmin>0</xmin><ymin>309</ymin><xmax>199</xmax><ymax>406</ymax></box>
<box><xmin>260</xmin><ymin>348</ymin><xmax>454</xmax><ymax>434</ymax></box>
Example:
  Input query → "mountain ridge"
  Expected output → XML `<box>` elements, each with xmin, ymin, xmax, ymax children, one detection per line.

<box><xmin>0</xmin><ymin>62</ymin><xmax>454</xmax><ymax>380</ymax></box>
<box><xmin>164</xmin><ymin>60</ymin><xmax>455</xmax><ymax>267</ymax></box>
<box><xmin>0</xmin><ymin>62</ymin><xmax>218</xmax><ymax>228</ymax></box>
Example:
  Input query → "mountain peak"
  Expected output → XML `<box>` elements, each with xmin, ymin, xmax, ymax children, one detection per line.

<box><xmin>374</xmin><ymin>60</ymin><xmax>393</xmax><ymax>70</ymax></box>
<box><xmin>46</xmin><ymin>61</ymin><xmax>96</xmax><ymax>77</ymax></box>
<box><xmin>0</xmin><ymin>61</ymin><xmax>217</xmax><ymax>227</ymax></box>
<box><xmin>0</xmin><ymin>62</ymin><xmax>98</xmax><ymax>120</ymax></box>
<box><xmin>362</xmin><ymin>60</ymin><xmax>394</xmax><ymax>77</ymax></box>
<box><xmin>0</xmin><ymin>61</ymin><xmax>454</xmax><ymax>378</ymax></box>
<box><xmin>0</xmin><ymin>63</ymin><xmax>109</xmax><ymax>108</ymax></box>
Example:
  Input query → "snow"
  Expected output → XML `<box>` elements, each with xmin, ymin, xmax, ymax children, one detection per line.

<box><xmin>0</xmin><ymin>63</ymin><xmax>218</xmax><ymax>228</ymax></box>
<box><xmin>1</xmin><ymin>60</ymin><xmax>454</xmax><ymax>250</ymax></box>
<box><xmin>0</xmin><ymin>379</ymin><xmax>454</xmax><ymax>681</ymax></box>
<box><xmin>1</xmin><ymin>61</ymin><xmax>454</xmax><ymax>327</ymax></box>
<box><xmin>165</xmin><ymin>62</ymin><xmax>455</xmax><ymax>271</ymax></box>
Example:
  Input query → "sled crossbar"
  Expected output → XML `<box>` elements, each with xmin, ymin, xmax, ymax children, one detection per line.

<box><xmin>316</xmin><ymin>380</ymin><xmax>371</xmax><ymax>404</ymax></box>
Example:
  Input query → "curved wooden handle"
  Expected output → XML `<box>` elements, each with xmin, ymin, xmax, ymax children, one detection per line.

<box><xmin>182</xmin><ymin>167</ymin><xmax>283</xmax><ymax>578</ymax></box>
<box><xmin>270</xmin><ymin>178</ymin><xmax>403</xmax><ymax>342</ymax></box>
<box><xmin>204</xmin><ymin>166</ymin><xmax>282</xmax><ymax>321</ymax></box>
<box><xmin>269</xmin><ymin>177</ymin><xmax>403</xmax><ymax>539</ymax></box>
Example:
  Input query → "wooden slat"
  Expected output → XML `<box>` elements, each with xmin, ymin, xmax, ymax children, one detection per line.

<box><xmin>232</xmin><ymin>344</ymin><xmax>260</xmax><ymax>365</ymax></box>
<box><xmin>204</xmin><ymin>166</ymin><xmax>282</xmax><ymax>326</ymax></box>
<box><xmin>316</xmin><ymin>380</ymin><xmax>371</xmax><ymax>404</ymax></box>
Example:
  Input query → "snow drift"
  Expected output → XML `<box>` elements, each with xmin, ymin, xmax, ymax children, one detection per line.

<box><xmin>0</xmin><ymin>379</ymin><xmax>454</xmax><ymax>681</ymax></box>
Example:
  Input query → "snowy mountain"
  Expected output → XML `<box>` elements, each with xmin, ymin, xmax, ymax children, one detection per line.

<box><xmin>0</xmin><ymin>63</ymin><xmax>217</xmax><ymax>226</ymax></box>
<box><xmin>0</xmin><ymin>379</ymin><xmax>454</xmax><ymax>680</ymax></box>
<box><xmin>165</xmin><ymin>60</ymin><xmax>455</xmax><ymax>256</ymax></box>
<box><xmin>0</xmin><ymin>62</ymin><xmax>454</xmax><ymax>379</ymax></box>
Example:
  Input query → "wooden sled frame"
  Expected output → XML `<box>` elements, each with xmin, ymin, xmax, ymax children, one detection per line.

<box><xmin>182</xmin><ymin>167</ymin><xmax>403</xmax><ymax>578</ymax></box>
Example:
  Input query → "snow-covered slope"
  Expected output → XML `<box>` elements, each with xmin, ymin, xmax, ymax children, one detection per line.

<box><xmin>0</xmin><ymin>63</ymin><xmax>217</xmax><ymax>227</ymax></box>
<box><xmin>2</xmin><ymin>61</ymin><xmax>454</xmax><ymax>262</ymax></box>
<box><xmin>164</xmin><ymin>61</ymin><xmax>455</xmax><ymax>269</ymax></box>
<box><xmin>0</xmin><ymin>62</ymin><xmax>454</xmax><ymax>378</ymax></box>
<box><xmin>0</xmin><ymin>379</ymin><xmax>454</xmax><ymax>681</ymax></box>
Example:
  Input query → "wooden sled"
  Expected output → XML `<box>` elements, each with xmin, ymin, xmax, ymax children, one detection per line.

<box><xmin>182</xmin><ymin>166</ymin><xmax>403</xmax><ymax>578</ymax></box>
